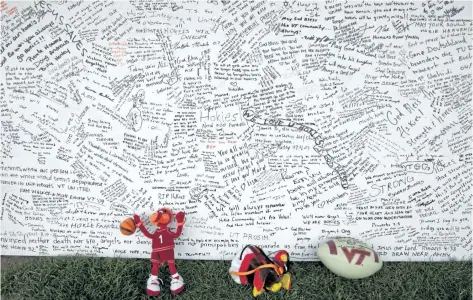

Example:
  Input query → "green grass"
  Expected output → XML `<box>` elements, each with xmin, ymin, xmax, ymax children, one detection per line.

<box><xmin>1</xmin><ymin>257</ymin><xmax>471</xmax><ymax>300</ymax></box>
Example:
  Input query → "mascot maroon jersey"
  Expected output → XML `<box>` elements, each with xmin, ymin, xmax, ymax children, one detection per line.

<box><xmin>150</xmin><ymin>228</ymin><xmax>177</xmax><ymax>260</ymax></box>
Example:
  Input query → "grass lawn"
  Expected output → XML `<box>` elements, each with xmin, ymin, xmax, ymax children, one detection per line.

<box><xmin>1</xmin><ymin>256</ymin><xmax>471</xmax><ymax>300</ymax></box>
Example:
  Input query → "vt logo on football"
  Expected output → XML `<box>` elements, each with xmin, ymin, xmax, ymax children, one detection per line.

<box><xmin>341</xmin><ymin>248</ymin><xmax>378</xmax><ymax>265</ymax></box>
<box><xmin>327</xmin><ymin>240</ymin><xmax>380</xmax><ymax>265</ymax></box>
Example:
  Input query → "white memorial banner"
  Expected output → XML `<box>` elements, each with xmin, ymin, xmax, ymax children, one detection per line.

<box><xmin>1</xmin><ymin>0</ymin><xmax>472</xmax><ymax>261</ymax></box>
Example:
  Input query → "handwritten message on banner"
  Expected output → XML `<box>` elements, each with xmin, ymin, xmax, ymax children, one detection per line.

<box><xmin>1</xmin><ymin>0</ymin><xmax>472</xmax><ymax>261</ymax></box>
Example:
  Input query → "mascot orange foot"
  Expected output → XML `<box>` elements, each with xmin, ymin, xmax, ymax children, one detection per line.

<box><xmin>229</xmin><ymin>245</ymin><xmax>292</xmax><ymax>297</ymax></box>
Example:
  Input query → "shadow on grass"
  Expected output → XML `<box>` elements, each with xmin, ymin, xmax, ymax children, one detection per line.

<box><xmin>1</xmin><ymin>256</ymin><xmax>471</xmax><ymax>300</ymax></box>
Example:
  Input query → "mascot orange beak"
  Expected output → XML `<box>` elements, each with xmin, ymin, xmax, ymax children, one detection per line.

<box><xmin>150</xmin><ymin>208</ymin><xmax>172</xmax><ymax>226</ymax></box>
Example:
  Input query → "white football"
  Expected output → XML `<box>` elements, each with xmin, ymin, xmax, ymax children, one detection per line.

<box><xmin>318</xmin><ymin>237</ymin><xmax>383</xmax><ymax>279</ymax></box>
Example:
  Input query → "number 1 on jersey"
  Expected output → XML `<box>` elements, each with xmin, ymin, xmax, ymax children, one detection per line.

<box><xmin>159</xmin><ymin>234</ymin><xmax>163</xmax><ymax>243</ymax></box>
